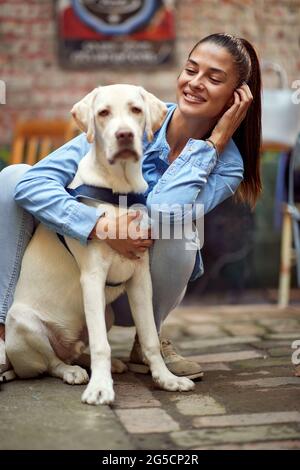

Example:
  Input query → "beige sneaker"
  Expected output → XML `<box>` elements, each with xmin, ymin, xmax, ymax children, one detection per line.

<box><xmin>128</xmin><ymin>335</ymin><xmax>204</xmax><ymax>380</ymax></box>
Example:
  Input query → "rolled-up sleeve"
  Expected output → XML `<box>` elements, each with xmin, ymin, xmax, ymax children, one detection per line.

<box><xmin>145</xmin><ymin>139</ymin><xmax>244</xmax><ymax>223</ymax></box>
<box><xmin>14</xmin><ymin>134</ymin><xmax>104</xmax><ymax>245</ymax></box>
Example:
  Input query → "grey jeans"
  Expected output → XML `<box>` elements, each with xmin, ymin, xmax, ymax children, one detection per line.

<box><xmin>0</xmin><ymin>164</ymin><xmax>198</xmax><ymax>332</ymax></box>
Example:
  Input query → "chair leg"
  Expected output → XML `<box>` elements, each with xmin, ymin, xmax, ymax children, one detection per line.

<box><xmin>278</xmin><ymin>209</ymin><xmax>292</xmax><ymax>307</ymax></box>
<box><xmin>292</xmin><ymin>218</ymin><xmax>300</xmax><ymax>285</ymax></box>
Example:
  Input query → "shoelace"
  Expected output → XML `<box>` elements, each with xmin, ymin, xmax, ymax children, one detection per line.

<box><xmin>160</xmin><ymin>338</ymin><xmax>181</xmax><ymax>359</ymax></box>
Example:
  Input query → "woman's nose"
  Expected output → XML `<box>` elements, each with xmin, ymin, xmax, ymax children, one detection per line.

<box><xmin>189</xmin><ymin>76</ymin><xmax>205</xmax><ymax>91</ymax></box>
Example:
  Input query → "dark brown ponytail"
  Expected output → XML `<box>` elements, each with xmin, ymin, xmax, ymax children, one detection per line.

<box><xmin>190</xmin><ymin>33</ymin><xmax>262</xmax><ymax>210</ymax></box>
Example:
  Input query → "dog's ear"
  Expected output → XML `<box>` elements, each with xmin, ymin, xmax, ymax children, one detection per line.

<box><xmin>71</xmin><ymin>88</ymin><xmax>99</xmax><ymax>143</ymax></box>
<box><xmin>139</xmin><ymin>87</ymin><xmax>167</xmax><ymax>141</ymax></box>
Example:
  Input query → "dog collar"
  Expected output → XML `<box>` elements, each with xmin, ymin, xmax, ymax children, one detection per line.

<box><xmin>67</xmin><ymin>185</ymin><xmax>147</xmax><ymax>207</ymax></box>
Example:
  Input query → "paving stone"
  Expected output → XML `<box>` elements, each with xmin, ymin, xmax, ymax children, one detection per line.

<box><xmin>251</xmin><ymin>340</ymin><xmax>294</xmax><ymax>349</ymax></box>
<box><xmin>222</xmin><ymin>323</ymin><xmax>266</xmax><ymax>337</ymax></box>
<box><xmin>0</xmin><ymin>378</ymin><xmax>134</xmax><ymax>450</ymax></box>
<box><xmin>268</xmin><ymin>347</ymin><xmax>293</xmax><ymax>357</ymax></box>
<box><xmin>258</xmin><ymin>318</ymin><xmax>294</xmax><ymax>326</ymax></box>
<box><xmin>170</xmin><ymin>424</ymin><xmax>300</xmax><ymax>448</ymax></box>
<box><xmin>193</xmin><ymin>412</ymin><xmax>300</xmax><ymax>428</ymax></box>
<box><xmin>257</xmin><ymin>319</ymin><xmax>300</xmax><ymax>333</ymax></box>
<box><xmin>264</xmin><ymin>333</ymin><xmax>300</xmax><ymax>340</ymax></box>
<box><xmin>269</xmin><ymin>323</ymin><xmax>300</xmax><ymax>334</ymax></box>
<box><xmin>182</xmin><ymin>324</ymin><xmax>225</xmax><ymax>338</ymax></box>
<box><xmin>237</xmin><ymin>371</ymin><xmax>270</xmax><ymax>376</ymax></box>
<box><xmin>186</xmin><ymin>350</ymin><xmax>265</xmax><ymax>364</ymax></box>
<box><xmin>113</xmin><ymin>382</ymin><xmax>161</xmax><ymax>409</ymax></box>
<box><xmin>160</xmin><ymin>323</ymin><xmax>184</xmax><ymax>340</ymax></box>
<box><xmin>201</xmin><ymin>363</ymin><xmax>231</xmax><ymax>371</ymax></box>
<box><xmin>115</xmin><ymin>408</ymin><xmax>180</xmax><ymax>434</ymax></box>
<box><xmin>232</xmin><ymin>357</ymin><xmax>293</xmax><ymax>369</ymax></box>
<box><xmin>232</xmin><ymin>377</ymin><xmax>300</xmax><ymax>388</ymax></box>
<box><xmin>108</xmin><ymin>326</ymin><xmax>136</xmax><ymax>345</ymax></box>
<box><xmin>178</xmin><ymin>336</ymin><xmax>260</xmax><ymax>351</ymax></box>
<box><xmin>171</xmin><ymin>395</ymin><xmax>226</xmax><ymax>416</ymax></box>
<box><xmin>194</xmin><ymin>440</ymin><xmax>300</xmax><ymax>450</ymax></box>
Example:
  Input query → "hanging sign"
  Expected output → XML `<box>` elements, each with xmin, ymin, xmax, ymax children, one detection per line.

<box><xmin>57</xmin><ymin>0</ymin><xmax>176</xmax><ymax>68</ymax></box>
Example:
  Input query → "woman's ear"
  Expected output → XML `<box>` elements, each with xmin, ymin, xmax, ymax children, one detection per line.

<box><xmin>226</xmin><ymin>95</ymin><xmax>235</xmax><ymax>109</ymax></box>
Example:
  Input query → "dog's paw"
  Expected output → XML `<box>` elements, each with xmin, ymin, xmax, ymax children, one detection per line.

<box><xmin>153</xmin><ymin>373</ymin><xmax>195</xmax><ymax>392</ymax></box>
<box><xmin>111</xmin><ymin>358</ymin><xmax>128</xmax><ymax>374</ymax></box>
<box><xmin>63</xmin><ymin>365</ymin><xmax>89</xmax><ymax>385</ymax></box>
<box><xmin>81</xmin><ymin>381</ymin><xmax>115</xmax><ymax>405</ymax></box>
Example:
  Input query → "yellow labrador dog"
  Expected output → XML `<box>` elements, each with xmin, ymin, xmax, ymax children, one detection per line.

<box><xmin>5</xmin><ymin>85</ymin><xmax>195</xmax><ymax>405</ymax></box>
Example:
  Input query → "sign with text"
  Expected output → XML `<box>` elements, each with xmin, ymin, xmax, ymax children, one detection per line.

<box><xmin>57</xmin><ymin>0</ymin><xmax>175</xmax><ymax>68</ymax></box>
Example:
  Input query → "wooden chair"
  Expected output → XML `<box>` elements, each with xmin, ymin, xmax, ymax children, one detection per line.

<box><xmin>9</xmin><ymin>119</ymin><xmax>78</xmax><ymax>165</ymax></box>
<box><xmin>277</xmin><ymin>133</ymin><xmax>300</xmax><ymax>307</ymax></box>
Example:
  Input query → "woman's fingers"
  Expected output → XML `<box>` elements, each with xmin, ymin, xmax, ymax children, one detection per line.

<box><xmin>133</xmin><ymin>239</ymin><xmax>153</xmax><ymax>248</ymax></box>
<box><xmin>236</xmin><ymin>84</ymin><xmax>253</xmax><ymax>106</ymax></box>
<box><xmin>136</xmin><ymin>246</ymin><xmax>148</xmax><ymax>253</ymax></box>
<box><xmin>241</xmin><ymin>83</ymin><xmax>253</xmax><ymax>100</ymax></box>
<box><xmin>224</xmin><ymin>91</ymin><xmax>240</xmax><ymax>117</ymax></box>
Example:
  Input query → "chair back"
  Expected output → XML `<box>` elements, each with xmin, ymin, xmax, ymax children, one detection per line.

<box><xmin>9</xmin><ymin>119</ymin><xmax>78</xmax><ymax>165</ymax></box>
<box><xmin>288</xmin><ymin>133</ymin><xmax>300</xmax><ymax>205</ymax></box>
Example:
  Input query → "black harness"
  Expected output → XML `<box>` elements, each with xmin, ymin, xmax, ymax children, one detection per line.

<box><xmin>57</xmin><ymin>184</ymin><xmax>147</xmax><ymax>288</ymax></box>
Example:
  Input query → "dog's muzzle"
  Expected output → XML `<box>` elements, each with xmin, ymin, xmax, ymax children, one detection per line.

<box><xmin>109</xmin><ymin>129</ymin><xmax>139</xmax><ymax>164</ymax></box>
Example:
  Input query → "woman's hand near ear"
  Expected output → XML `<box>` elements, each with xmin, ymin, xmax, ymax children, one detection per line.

<box><xmin>208</xmin><ymin>83</ymin><xmax>253</xmax><ymax>155</ymax></box>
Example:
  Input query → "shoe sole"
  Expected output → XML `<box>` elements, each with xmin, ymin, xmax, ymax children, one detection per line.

<box><xmin>0</xmin><ymin>369</ymin><xmax>16</xmax><ymax>382</ymax></box>
<box><xmin>127</xmin><ymin>362</ymin><xmax>204</xmax><ymax>380</ymax></box>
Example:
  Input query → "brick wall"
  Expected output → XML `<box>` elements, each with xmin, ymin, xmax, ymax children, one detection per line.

<box><xmin>0</xmin><ymin>0</ymin><xmax>300</xmax><ymax>145</ymax></box>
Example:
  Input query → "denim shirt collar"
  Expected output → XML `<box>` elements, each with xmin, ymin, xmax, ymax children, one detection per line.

<box><xmin>144</xmin><ymin>102</ymin><xmax>213</xmax><ymax>165</ymax></box>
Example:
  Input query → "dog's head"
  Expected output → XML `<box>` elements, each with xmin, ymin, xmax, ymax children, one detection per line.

<box><xmin>71</xmin><ymin>84</ymin><xmax>167</xmax><ymax>165</ymax></box>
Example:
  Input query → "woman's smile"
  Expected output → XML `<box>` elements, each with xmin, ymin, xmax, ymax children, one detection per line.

<box><xmin>183</xmin><ymin>91</ymin><xmax>207</xmax><ymax>104</ymax></box>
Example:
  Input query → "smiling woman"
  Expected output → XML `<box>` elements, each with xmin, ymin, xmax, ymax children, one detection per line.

<box><xmin>0</xmin><ymin>33</ymin><xmax>262</xmax><ymax>384</ymax></box>
<box><xmin>168</xmin><ymin>34</ymin><xmax>262</xmax><ymax>208</ymax></box>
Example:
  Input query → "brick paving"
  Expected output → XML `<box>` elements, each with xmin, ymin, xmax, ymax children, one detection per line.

<box><xmin>1</xmin><ymin>303</ymin><xmax>300</xmax><ymax>450</ymax></box>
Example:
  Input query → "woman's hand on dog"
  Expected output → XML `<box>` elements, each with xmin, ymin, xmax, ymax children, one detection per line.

<box><xmin>90</xmin><ymin>211</ymin><xmax>153</xmax><ymax>260</ymax></box>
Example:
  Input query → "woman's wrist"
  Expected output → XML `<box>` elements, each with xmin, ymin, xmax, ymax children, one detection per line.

<box><xmin>206</xmin><ymin>134</ymin><xmax>226</xmax><ymax>156</ymax></box>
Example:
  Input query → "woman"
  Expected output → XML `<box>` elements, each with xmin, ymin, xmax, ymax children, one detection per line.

<box><xmin>0</xmin><ymin>33</ymin><xmax>262</xmax><ymax>380</ymax></box>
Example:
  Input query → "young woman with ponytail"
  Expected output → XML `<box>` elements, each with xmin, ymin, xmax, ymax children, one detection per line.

<box><xmin>0</xmin><ymin>33</ymin><xmax>262</xmax><ymax>380</ymax></box>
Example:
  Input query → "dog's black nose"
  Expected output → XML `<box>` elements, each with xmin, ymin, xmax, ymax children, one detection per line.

<box><xmin>116</xmin><ymin>129</ymin><xmax>134</xmax><ymax>145</ymax></box>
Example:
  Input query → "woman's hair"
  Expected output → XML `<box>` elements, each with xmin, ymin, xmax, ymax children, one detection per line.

<box><xmin>189</xmin><ymin>33</ymin><xmax>262</xmax><ymax>210</ymax></box>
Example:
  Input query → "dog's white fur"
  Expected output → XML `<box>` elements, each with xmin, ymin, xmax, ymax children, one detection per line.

<box><xmin>5</xmin><ymin>84</ymin><xmax>195</xmax><ymax>405</ymax></box>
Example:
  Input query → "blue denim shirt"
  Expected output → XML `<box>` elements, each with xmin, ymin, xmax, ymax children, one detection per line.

<box><xmin>14</xmin><ymin>103</ymin><xmax>244</xmax><ymax>281</ymax></box>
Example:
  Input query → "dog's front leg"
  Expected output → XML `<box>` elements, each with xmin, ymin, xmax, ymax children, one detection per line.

<box><xmin>79</xmin><ymin>261</ymin><xmax>115</xmax><ymax>406</ymax></box>
<box><xmin>126</xmin><ymin>257</ymin><xmax>195</xmax><ymax>392</ymax></box>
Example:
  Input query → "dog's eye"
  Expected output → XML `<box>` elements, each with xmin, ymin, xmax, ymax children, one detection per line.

<box><xmin>131</xmin><ymin>107</ymin><xmax>142</xmax><ymax>114</ymax></box>
<box><xmin>98</xmin><ymin>109</ymin><xmax>110</xmax><ymax>117</ymax></box>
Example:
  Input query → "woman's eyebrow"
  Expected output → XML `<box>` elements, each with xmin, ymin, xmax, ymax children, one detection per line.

<box><xmin>186</xmin><ymin>59</ymin><xmax>227</xmax><ymax>77</ymax></box>
<box><xmin>209</xmin><ymin>67</ymin><xmax>227</xmax><ymax>77</ymax></box>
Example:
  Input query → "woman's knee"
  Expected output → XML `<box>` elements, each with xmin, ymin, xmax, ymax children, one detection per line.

<box><xmin>151</xmin><ymin>237</ymin><xmax>197</xmax><ymax>276</ymax></box>
<box><xmin>0</xmin><ymin>164</ymin><xmax>30</xmax><ymax>204</ymax></box>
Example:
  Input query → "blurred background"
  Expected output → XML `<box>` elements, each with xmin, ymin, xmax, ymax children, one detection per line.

<box><xmin>1</xmin><ymin>0</ymin><xmax>300</xmax><ymax>306</ymax></box>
